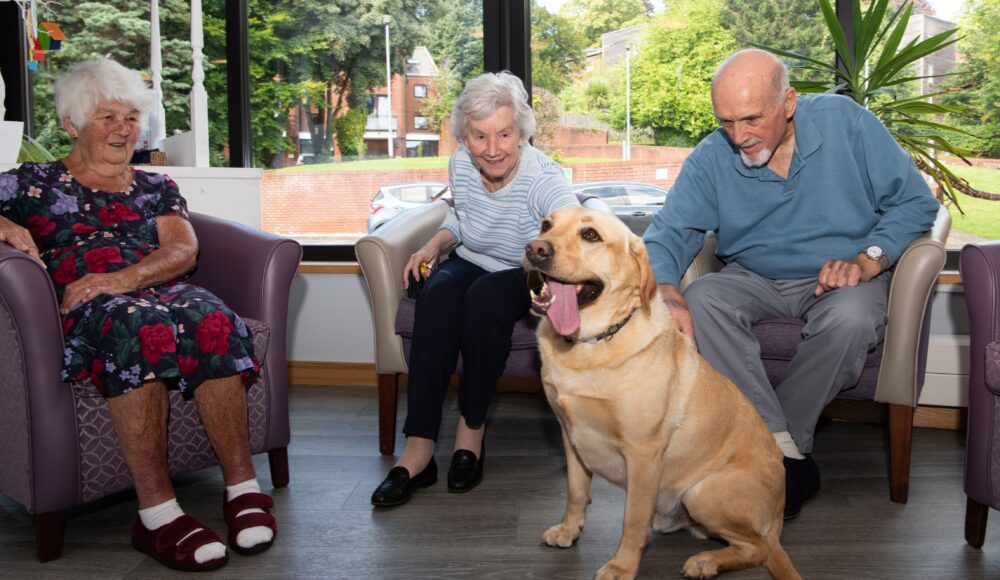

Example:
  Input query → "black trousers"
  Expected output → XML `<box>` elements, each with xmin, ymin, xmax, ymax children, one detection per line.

<box><xmin>402</xmin><ymin>255</ymin><xmax>530</xmax><ymax>441</ymax></box>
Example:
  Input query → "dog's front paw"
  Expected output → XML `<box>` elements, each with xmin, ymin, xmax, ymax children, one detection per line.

<box><xmin>681</xmin><ymin>554</ymin><xmax>720</xmax><ymax>579</ymax></box>
<box><xmin>594</xmin><ymin>561</ymin><xmax>637</xmax><ymax>580</ymax></box>
<box><xmin>541</xmin><ymin>521</ymin><xmax>583</xmax><ymax>548</ymax></box>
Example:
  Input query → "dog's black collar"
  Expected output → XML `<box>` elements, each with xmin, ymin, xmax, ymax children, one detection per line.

<box><xmin>564</xmin><ymin>308</ymin><xmax>638</xmax><ymax>344</ymax></box>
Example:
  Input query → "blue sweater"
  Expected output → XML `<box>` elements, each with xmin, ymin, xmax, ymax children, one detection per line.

<box><xmin>644</xmin><ymin>94</ymin><xmax>940</xmax><ymax>287</ymax></box>
<box><xmin>442</xmin><ymin>143</ymin><xmax>579</xmax><ymax>272</ymax></box>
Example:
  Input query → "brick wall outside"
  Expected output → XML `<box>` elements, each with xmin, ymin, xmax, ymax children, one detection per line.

<box><xmin>261</xmin><ymin>145</ymin><xmax>694</xmax><ymax>238</ymax></box>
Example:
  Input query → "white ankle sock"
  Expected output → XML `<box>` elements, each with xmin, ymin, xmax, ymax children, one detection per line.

<box><xmin>773</xmin><ymin>431</ymin><xmax>806</xmax><ymax>459</ymax></box>
<box><xmin>138</xmin><ymin>498</ymin><xmax>226</xmax><ymax>564</ymax></box>
<box><xmin>226</xmin><ymin>479</ymin><xmax>274</xmax><ymax>549</ymax></box>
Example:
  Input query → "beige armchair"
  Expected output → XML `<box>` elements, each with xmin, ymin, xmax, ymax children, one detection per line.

<box><xmin>680</xmin><ymin>204</ymin><xmax>951</xmax><ymax>503</ymax></box>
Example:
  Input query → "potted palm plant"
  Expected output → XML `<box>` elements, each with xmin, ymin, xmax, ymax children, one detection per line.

<box><xmin>759</xmin><ymin>0</ymin><xmax>992</xmax><ymax>210</ymax></box>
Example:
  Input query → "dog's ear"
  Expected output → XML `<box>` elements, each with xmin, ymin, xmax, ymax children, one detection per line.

<box><xmin>629</xmin><ymin>234</ymin><xmax>657</xmax><ymax>316</ymax></box>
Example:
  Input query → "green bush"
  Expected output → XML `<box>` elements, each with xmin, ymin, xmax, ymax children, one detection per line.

<box><xmin>335</xmin><ymin>108</ymin><xmax>367</xmax><ymax>158</ymax></box>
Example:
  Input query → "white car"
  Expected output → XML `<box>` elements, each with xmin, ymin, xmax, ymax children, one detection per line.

<box><xmin>367</xmin><ymin>182</ymin><xmax>451</xmax><ymax>232</ymax></box>
<box><xmin>572</xmin><ymin>181</ymin><xmax>668</xmax><ymax>235</ymax></box>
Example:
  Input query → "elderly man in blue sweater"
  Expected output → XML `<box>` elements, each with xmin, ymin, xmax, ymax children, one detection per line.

<box><xmin>643</xmin><ymin>48</ymin><xmax>941</xmax><ymax>519</ymax></box>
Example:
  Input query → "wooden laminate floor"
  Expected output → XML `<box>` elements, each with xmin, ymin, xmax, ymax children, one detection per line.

<box><xmin>1</xmin><ymin>385</ymin><xmax>999</xmax><ymax>579</ymax></box>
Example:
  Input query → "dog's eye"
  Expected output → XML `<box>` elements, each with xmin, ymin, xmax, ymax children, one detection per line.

<box><xmin>581</xmin><ymin>228</ymin><xmax>602</xmax><ymax>243</ymax></box>
<box><xmin>540</xmin><ymin>220</ymin><xmax>552</xmax><ymax>233</ymax></box>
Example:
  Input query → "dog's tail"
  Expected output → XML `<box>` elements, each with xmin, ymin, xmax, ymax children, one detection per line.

<box><xmin>764</xmin><ymin>523</ymin><xmax>801</xmax><ymax>580</ymax></box>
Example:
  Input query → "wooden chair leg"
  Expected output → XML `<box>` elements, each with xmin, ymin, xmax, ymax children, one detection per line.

<box><xmin>888</xmin><ymin>403</ymin><xmax>914</xmax><ymax>504</ymax></box>
<box><xmin>965</xmin><ymin>496</ymin><xmax>989</xmax><ymax>548</ymax></box>
<box><xmin>378</xmin><ymin>373</ymin><xmax>399</xmax><ymax>455</ymax></box>
<box><xmin>268</xmin><ymin>446</ymin><xmax>290</xmax><ymax>488</ymax></box>
<box><xmin>35</xmin><ymin>510</ymin><xmax>65</xmax><ymax>562</ymax></box>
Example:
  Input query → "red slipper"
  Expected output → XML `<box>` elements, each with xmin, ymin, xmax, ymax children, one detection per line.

<box><xmin>223</xmin><ymin>492</ymin><xmax>278</xmax><ymax>555</ymax></box>
<box><xmin>131</xmin><ymin>515</ymin><xmax>229</xmax><ymax>572</ymax></box>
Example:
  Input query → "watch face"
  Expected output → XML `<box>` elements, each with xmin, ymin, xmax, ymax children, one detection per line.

<box><xmin>866</xmin><ymin>246</ymin><xmax>884</xmax><ymax>260</ymax></box>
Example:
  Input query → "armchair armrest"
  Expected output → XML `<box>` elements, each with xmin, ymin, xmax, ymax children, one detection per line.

<box><xmin>0</xmin><ymin>244</ymin><xmax>80</xmax><ymax>513</ymax></box>
<box><xmin>874</xmin><ymin>204</ymin><xmax>951</xmax><ymax>405</ymax></box>
<box><xmin>355</xmin><ymin>202</ymin><xmax>449</xmax><ymax>374</ymax></box>
<box><xmin>186</xmin><ymin>212</ymin><xmax>302</xmax><ymax>449</ymax></box>
<box><xmin>679</xmin><ymin>232</ymin><xmax>722</xmax><ymax>291</ymax></box>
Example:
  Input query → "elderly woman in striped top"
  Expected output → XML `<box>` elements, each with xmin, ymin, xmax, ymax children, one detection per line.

<box><xmin>371</xmin><ymin>72</ymin><xmax>579</xmax><ymax>506</ymax></box>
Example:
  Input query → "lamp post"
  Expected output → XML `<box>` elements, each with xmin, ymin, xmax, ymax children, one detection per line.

<box><xmin>623</xmin><ymin>43</ymin><xmax>632</xmax><ymax>161</ymax></box>
<box><xmin>383</xmin><ymin>14</ymin><xmax>394</xmax><ymax>158</ymax></box>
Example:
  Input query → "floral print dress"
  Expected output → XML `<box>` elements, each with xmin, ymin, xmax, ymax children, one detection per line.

<box><xmin>0</xmin><ymin>162</ymin><xmax>259</xmax><ymax>397</ymax></box>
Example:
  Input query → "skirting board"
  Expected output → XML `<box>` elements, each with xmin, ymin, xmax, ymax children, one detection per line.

<box><xmin>288</xmin><ymin>362</ymin><xmax>966</xmax><ymax>430</ymax></box>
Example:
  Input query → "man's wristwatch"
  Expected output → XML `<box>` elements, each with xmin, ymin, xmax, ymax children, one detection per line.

<box><xmin>863</xmin><ymin>245</ymin><xmax>889</xmax><ymax>271</ymax></box>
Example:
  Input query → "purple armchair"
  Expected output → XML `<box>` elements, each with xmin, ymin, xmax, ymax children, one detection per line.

<box><xmin>960</xmin><ymin>241</ymin><xmax>1000</xmax><ymax>548</ymax></box>
<box><xmin>0</xmin><ymin>211</ymin><xmax>301</xmax><ymax>562</ymax></box>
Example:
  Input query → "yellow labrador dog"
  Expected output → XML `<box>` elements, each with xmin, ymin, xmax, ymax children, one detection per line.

<box><xmin>524</xmin><ymin>207</ymin><xmax>799</xmax><ymax>580</ymax></box>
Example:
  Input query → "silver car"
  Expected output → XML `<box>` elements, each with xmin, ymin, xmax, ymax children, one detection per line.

<box><xmin>571</xmin><ymin>181</ymin><xmax>668</xmax><ymax>235</ymax></box>
<box><xmin>367</xmin><ymin>182</ymin><xmax>451</xmax><ymax>232</ymax></box>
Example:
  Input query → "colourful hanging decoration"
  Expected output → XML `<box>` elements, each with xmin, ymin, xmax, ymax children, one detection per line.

<box><xmin>13</xmin><ymin>1</ymin><xmax>67</xmax><ymax>70</ymax></box>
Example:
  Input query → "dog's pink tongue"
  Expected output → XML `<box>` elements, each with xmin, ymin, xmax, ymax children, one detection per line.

<box><xmin>547</xmin><ymin>280</ymin><xmax>580</xmax><ymax>336</ymax></box>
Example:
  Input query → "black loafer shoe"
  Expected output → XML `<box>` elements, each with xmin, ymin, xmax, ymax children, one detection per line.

<box><xmin>783</xmin><ymin>454</ymin><xmax>821</xmax><ymax>520</ymax></box>
<box><xmin>447</xmin><ymin>447</ymin><xmax>484</xmax><ymax>493</ymax></box>
<box><xmin>371</xmin><ymin>457</ymin><xmax>437</xmax><ymax>507</ymax></box>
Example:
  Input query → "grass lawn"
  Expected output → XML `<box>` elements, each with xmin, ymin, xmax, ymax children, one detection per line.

<box><xmin>272</xmin><ymin>155</ymin><xmax>619</xmax><ymax>172</ymax></box>
<box><xmin>944</xmin><ymin>164</ymin><xmax>1000</xmax><ymax>240</ymax></box>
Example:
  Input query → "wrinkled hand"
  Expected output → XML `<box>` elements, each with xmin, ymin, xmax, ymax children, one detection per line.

<box><xmin>403</xmin><ymin>246</ymin><xmax>438</xmax><ymax>289</ymax></box>
<box><xmin>657</xmin><ymin>284</ymin><xmax>695</xmax><ymax>342</ymax></box>
<box><xmin>815</xmin><ymin>255</ymin><xmax>880</xmax><ymax>297</ymax></box>
<box><xmin>60</xmin><ymin>272</ymin><xmax>135</xmax><ymax>315</ymax></box>
<box><xmin>0</xmin><ymin>216</ymin><xmax>44</xmax><ymax>266</ymax></box>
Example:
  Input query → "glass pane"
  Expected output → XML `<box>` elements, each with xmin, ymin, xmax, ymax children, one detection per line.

<box><xmin>253</xmin><ymin>0</ymin><xmax>482</xmax><ymax>244</ymax></box>
<box><xmin>533</xmin><ymin>0</ymin><xmax>835</xmax><ymax>236</ymax></box>
<box><xmin>25</xmin><ymin>1</ymin><xmax>198</xmax><ymax>164</ymax></box>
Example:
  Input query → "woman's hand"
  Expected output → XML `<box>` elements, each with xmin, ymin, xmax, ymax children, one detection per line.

<box><xmin>403</xmin><ymin>247</ymin><xmax>438</xmax><ymax>289</ymax></box>
<box><xmin>402</xmin><ymin>229</ymin><xmax>457</xmax><ymax>288</ymax></box>
<box><xmin>0</xmin><ymin>216</ymin><xmax>44</xmax><ymax>266</ymax></box>
<box><xmin>60</xmin><ymin>272</ymin><xmax>137</xmax><ymax>314</ymax></box>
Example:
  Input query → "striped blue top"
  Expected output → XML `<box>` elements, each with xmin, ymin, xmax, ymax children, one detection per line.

<box><xmin>442</xmin><ymin>143</ymin><xmax>579</xmax><ymax>272</ymax></box>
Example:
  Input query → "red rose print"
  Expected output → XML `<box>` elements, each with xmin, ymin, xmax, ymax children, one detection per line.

<box><xmin>101</xmin><ymin>317</ymin><xmax>113</xmax><ymax>335</ymax></box>
<box><xmin>195</xmin><ymin>311</ymin><xmax>232</xmax><ymax>355</ymax></box>
<box><xmin>25</xmin><ymin>215</ymin><xmax>56</xmax><ymax>239</ymax></box>
<box><xmin>83</xmin><ymin>246</ymin><xmax>124</xmax><ymax>273</ymax></box>
<box><xmin>71</xmin><ymin>223</ymin><xmax>97</xmax><ymax>235</ymax></box>
<box><xmin>62</xmin><ymin>317</ymin><xmax>74</xmax><ymax>335</ymax></box>
<box><xmin>138</xmin><ymin>323</ymin><xmax>176</xmax><ymax>365</ymax></box>
<box><xmin>52</xmin><ymin>254</ymin><xmax>78</xmax><ymax>285</ymax></box>
<box><xmin>98</xmin><ymin>202</ymin><xmax>140</xmax><ymax>226</ymax></box>
<box><xmin>89</xmin><ymin>359</ymin><xmax>106</xmax><ymax>392</ymax></box>
<box><xmin>177</xmin><ymin>355</ymin><xmax>199</xmax><ymax>375</ymax></box>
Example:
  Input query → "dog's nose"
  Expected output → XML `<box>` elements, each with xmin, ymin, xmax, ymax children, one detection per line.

<box><xmin>525</xmin><ymin>239</ymin><xmax>553</xmax><ymax>265</ymax></box>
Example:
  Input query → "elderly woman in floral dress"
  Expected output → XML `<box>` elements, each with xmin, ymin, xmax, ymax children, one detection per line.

<box><xmin>0</xmin><ymin>59</ymin><xmax>276</xmax><ymax>572</ymax></box>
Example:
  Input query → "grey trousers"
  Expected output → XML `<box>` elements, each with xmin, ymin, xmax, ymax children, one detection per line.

<box><xmin>683</xmin><ymin>263</ymin><xmax>891</xmax><ymax>453</ymax></box>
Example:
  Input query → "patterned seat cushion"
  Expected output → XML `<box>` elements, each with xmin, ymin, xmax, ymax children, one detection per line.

<box><xmin>986</xmin><ymin>341</ymin><xmax>1000</xmax><ymax>395</ymax></box>
<box><xmin>75</xmin><ymin>317</ymin><xmax>270</xmax><ymax>503</ymax></box>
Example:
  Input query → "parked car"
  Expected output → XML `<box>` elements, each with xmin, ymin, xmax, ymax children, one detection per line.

<box><xmin>571</xmin><ymin>181</ymin><xmax>668</xmax><ymax>235</ymax></box>
<box><xmin>367</xmin><ymin>181</ymin><xmax>452</xmax><ymax>232</ymax></box>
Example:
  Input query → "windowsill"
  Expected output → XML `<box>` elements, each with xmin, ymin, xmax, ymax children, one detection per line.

<box><xmin>295</xmin><ymin>263</ymin><xmax>965</xmax><ymax>285</ymax></box>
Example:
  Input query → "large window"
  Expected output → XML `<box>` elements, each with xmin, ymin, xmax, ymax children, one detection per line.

<box><xmin>5</xmin><ymin>1</ymin><xmax>996</xmax><ymax>257</ymax></box>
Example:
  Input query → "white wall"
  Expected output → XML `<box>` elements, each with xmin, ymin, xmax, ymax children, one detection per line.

<box><xmin>302</xmin><ymin>271</ymin><xmax>973</xmax><ymax>408</ymax></box>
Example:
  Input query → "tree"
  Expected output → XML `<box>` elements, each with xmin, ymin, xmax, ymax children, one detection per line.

<box><xmin>622</xmin><ymin>0</ymin><xmax>736</xmax><ymax>145</ymax></box>
<box><xmin>425</xmin><ymin>0</ymin><xmax>483</xmax><ymax>131</ymax></box>
<box><xmin>531</xmin><ymin>1</ymin><xmax>589</xmax><ymax>94</ymax></box>
<box><xmin>720</xmin><ymin>0</ymin><xmax>832</xmax><ymax>83</ymax></box>
<box><xmin>560</xmin><ymin>0</ymin><xmax>648</xmax><ymax>47</ymax></box>
<box><xmin>942</xmin><ymin>0</ymin><xmax>1000</xmax><ymax>158</ymax></box>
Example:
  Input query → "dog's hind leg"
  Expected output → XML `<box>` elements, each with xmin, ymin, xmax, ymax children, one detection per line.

<box><xmin>541</xmin><ymin>430</ymin><xmax>593</xmax><ymax>548</ymax></box>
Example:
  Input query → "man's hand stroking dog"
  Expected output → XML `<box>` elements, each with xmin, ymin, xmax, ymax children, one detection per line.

<box><xmin>525</xmin><ymin>207</ymin><xmax>800</xmax><ymax>580</ymax></box>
